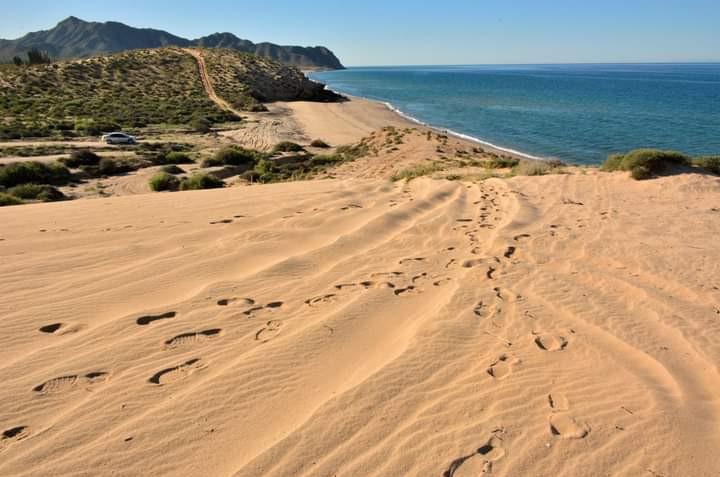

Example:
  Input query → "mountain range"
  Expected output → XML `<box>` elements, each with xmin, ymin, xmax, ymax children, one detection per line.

<box><xmin>0</xmin><ymin>16</ymin><xmax>344</xmax><ymax>70</ymax></box>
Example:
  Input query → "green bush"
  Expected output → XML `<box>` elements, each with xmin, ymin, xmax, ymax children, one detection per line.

<box><xmin>163</xmin><ymin>152</ymin><xmax>194</xmax><ymax>164</ymax></box>
<box><xmin>149</xmin><ymin>172</ymin><xmax>180</xmax><ymax>191</ymax></box>
<box><xmin>272</xmin><ymin>141</ymin><xmax>305</xmax><ymax>153</ymax></box>
<box><xmin>161</xmin><ymin>164</ymin><xmax>185</xmax><ymax>174</ymax></box>
<box><xmin>254</xmin><ymin>158</ymin><xmax>274</xmax><ymax>175</ymax></box>
<box><xmin>0</xmin><ymin>192</ymin><xmax>23</xmax><ymax>206</ymax></box>
<box><xmin>693</xmin><ymin>156</ymin><xmax>720</xmax><ymax>175</ymax></box>
<box><xmin>391</xmin><ymin>163</ymin><xmax>445</xmax><ymax>182</ymax></box>
<box><xmin>511</xmin><ymin>160</ymin><xmax>562</xmax><ymax>176</ymax></box>
<box><xmin>7</xmin><ymin>184</ymin><xmax>65</xmax><ymax>202</ymax></box>
<box><xmin>60</xmin><ymin>149</ymin><xmax>101</xmax><ymax>168</ymax></box>
<box><xmin>336</xmin><ymin>143</ymin><xmax>370</xmax><ymax>160</ymax></box>
<box><xmin>482</xmin><ymin>157</ymin><xmax>520</xmax><ymax>169</ymax></box>
<box><xmin>310</xmin><ymin>154</ymin><xmax>344</xmax><ymax>167</ymax></box>
<box><xmin>602</xmin><ymin>149</ymin><xmax>690</xmax><ymax>180</ymax></box>
<box><xmin>96</xmin><ymin>158</ymin><xmax>117</xmax><ymax>176</ymax></box>
<box><xmin>191</xmin><ymin>117</ymin><xmax>212</xmax><ymax>134</ymax></box>
<box><xmin>203</xmin><ymin>147</ymin><xmax>263</xmax><ymax>167</ymax></box>
<box><xmin>0</xmin><ymin>161</ymin><xmax>72</xmax><ymax>187</ymax></box>
<box><xmin>179</xmin><ymin>173</ymin><xmax>224</xmax><ymax>190</ymax></box>
<box><xmin>310</xmin><ymin>139</ymin><xmax>330</xmax><ymax>148</ymax></box>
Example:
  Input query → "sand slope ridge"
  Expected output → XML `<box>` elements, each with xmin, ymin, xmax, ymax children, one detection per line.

<box><xmin>0</xmin><ymin>170</ymin><xmax>719</xmax><ymax>476</ymax></box>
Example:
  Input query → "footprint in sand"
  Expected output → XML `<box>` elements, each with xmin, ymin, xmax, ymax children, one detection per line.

<box><xmin>340</xmin><ymin>204</ymin><xmax>362</xmax><ymax>210</ymax></box>
<box><xmin>461</xmin><ymin>259</ymin><xmax>484</xmax><ymax>269</ymax></box>
<box><xmin>394</xmin><ymin>285</ymin><xmax>419</xmax><ymax>296</ymax></box>
<box><xmin>503</xmin><ymin>246</ymin><xmax>517</xmax><ymax>259</ymax></box>
<box><xmin>1</xmin><ymin>426</ymin><xmax>30</xmax><ymax>452</ymax></box>
<box><xmin>399</xmin><ymin>257</ymin><xmax>426</xmax><ymax>265</ymax></box>
<box><xmin>548</xmin><ymin>392</ymin><xmax>570</xmax><ymax>412</ymax></box>
<box><xmin>549</xmin><ymin>413</ymin><xmax>590</xmax><ymax>439</ymax></box>
<box><xmin>255</xmin><ymin>320</ymin><xmax>283</xmax><ymax>342</ymax></box>
<box><xmin>443</xmin><ymin>434</ymin><xmax>506</xmax><ymax>476</ymax></box>
<box><xmin>148</xmin><ymin>358</ymin><xmax>203</xmax><ymax>385</ymax></box>
<box><xmin>209</xmin><ymin>219</ymin><xmax>233</xmax><ymax>225</ymax></box>
<box><xmin>217</xmin><ymin>297</ymin><xmax>255</xmax><ymax>307</ymax></box>
<box><xmin>34</xmin><ymin>372</ymin><xmax>109</xmax><ymax>395</ymax></box>
<box><xmin>164</xmin><ymin>329</ymin><xmax>222</xmax><ymax>349</ymax></box>
<box><xmin>487</xmin><ymin>355</ymin><xmax>520</xmax><ymax>380</ymax></box>
<box><xmin>38</xmin><ymin>322</ymin><xmax>85</xmax><ymax>335</ymax></box>
<box><xmin>534</xmin><ymin>334</ymin><xmax>569</xmax><ymax>351</ymax></box>
<box><xmin>242</xmin><ymin>301</ymin><xmax>284</xmax><ymax>318</ymax></box>
<box><xmin>305</xmin><ymin>294</ymin><xmax>338</xmax><ymax>307</ymax></box>
<box><xmin>136</xmin><ymin>311</ymin><xmax>176</xmax><ymax>326</ymax></box>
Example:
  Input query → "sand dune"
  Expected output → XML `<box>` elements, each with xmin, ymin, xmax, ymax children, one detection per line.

<box><xmin>1</xmin><ymin>162</ymin><xmax>720</xmax><ymax>476</ymax></box>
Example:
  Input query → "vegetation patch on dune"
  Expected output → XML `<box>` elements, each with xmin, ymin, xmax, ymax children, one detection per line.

<box><xmin>179</xmin><ymin>173</ymin><xmax>224</xmax><ymax>190</ymax></box>
<box><xmin>0</xmin><ymin>161</ymin><xmax>72</xmax><ymax>187</ymax></box>
<box><xmin>693</xmin><ymin>156</ymin><xmax>720</xmax><ymax>175</ymax></box>
<box><xmin>602</xmin><ymin>149</ymin><xmax>690</xmax><ymax>180</ymax></box>
<box><xmin>149</xmin><ymin>172</ymin><xmax>180</xmax><ymax>191</ymax></box>
<box><xmin>7</xmin><ymin>183</ymin><xmax>66</xmax><ymax>202</ymax></box>
<box><xmin>511</xmin><ymin>159</ymin><xmax>565</xmax><ymax>176</ymax></box>
<box><xmin>0</xmin><ymin>192</ymin><xmax>23</xmax><ymax>206</ymax></box>
<box><xmin>391</xmin><ymin>163</ymin><xmax>445</xmax><ymax>182</ymax></box>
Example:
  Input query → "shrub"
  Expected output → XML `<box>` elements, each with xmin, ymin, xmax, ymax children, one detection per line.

<box><xmin>204</xmin><ymin>147</ymin><xmax>263</xmax><ymax>167</ymax></box>
<box><xmin>191</xmin><ymin>117</ymin><xmax>212</xmax><ymax>134</ymax></box>
<box><xmin>336</xmin><ymin>143</ymin><xmax>370</xmax><ymax>160</ymax></box>
<box><xmin>161</xmin><ymin>164</ymin><xmax>185</xmax><ymax>174</ymax></box>
<box><xmin>511</xmin><ymin>160</ymin><xmax>561</xmax><ymax>176</ymax></box>
<box><xmin>97</xmin><ymin>158</ymin><xmax>117</xmax><ymax>176</ymax></box>
<box><xmin>391</xmin><ymin>163</ymin><xmax>445</xmax><ymax>182</ymax></box>
<box><xmin>631</xmin><ymin>165</ymin><xmax>652</xmax><ymax>180</ymax></box>
<box><xmin>481</xmin><ymin>157</ymin><xmax>520</xmax><ymax>169</ymax></box>
<box><xmin>601</xmin><ymin>149</ymin><xmax>690</xmax><ymax>180</ymax></box>
<box><xmin>163</xmin><ymin>152</ymin><xmax>194</xmax><ymax>164</ymax></box>
<box><xmin>310</xmin><ymin>139</ymin><xmax>330</xmax><ymax>148</ymax></box>
<box><xmin>310</xmin><ymin>154</ymin><xmax>344</xmax><ymax>167</ymax></box>
<box><xmin>179</xmin><ymin>173</ymin><xmax>224</xmax><ymax>190</ymax></box>
<box><xmin>254</xmin><ymin>159</ymin><xmax>275</xmax><ymax>175</ymax></box>
<box><xmin>693</xmin><ymin>156</ymin><xmax>720</xmax><ymax>175</ymax></box>
<box><xmin>7</xmin><ymin>184</ymin><xmax>65</xmax><ymax>201</ymax></box>
<box><xmin>60</xmin><ymin>149</ymin><xmax>101</xmax><ymax>168</ymax></box>
<box><xmin>149</xmin><ymin>172</ymin><xmax>180</xmax><ymax>191</ymax></box>
<box><xmin>0</xmin><ymin>192</ymin><xmax>23</xmax><ymax>206</ymax></box>
<box><xmin>272</xmin><ymin>141</ymin><xmax>305</xmax><ymax>153</ymax></box>
<box><xmin>0</xmin><ymin>161</ymin><xmax>72</xmax><ymax>187</ymax></box>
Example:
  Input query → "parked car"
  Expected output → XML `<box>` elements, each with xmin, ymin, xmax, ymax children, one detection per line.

<box><xmin>102</xmin><ymin>132</ymin><xmax>137</xmax><ymax>145</ymax></box>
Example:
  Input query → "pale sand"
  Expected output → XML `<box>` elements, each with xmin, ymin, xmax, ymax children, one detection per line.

<box><xmin>1</xmin><ymin>100</ymin><xmax>720</xmax><ymax>477</ymax></box>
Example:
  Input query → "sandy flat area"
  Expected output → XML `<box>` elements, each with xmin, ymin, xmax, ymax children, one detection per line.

<box><xmin>1</xmin><ymin>98</ymin><xmax>720</xmax><ymax>477</ymax></box>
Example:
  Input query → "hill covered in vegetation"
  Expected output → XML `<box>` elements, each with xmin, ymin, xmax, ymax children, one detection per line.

<box><xmin>0</xmin><ymin>16</ymin><xmax>344</xmax><ymax>70</ymax></box>
<box><xmin>0</xmin><ymin>47</ymin><xmax>341</xmax><ymax>139</ymax></box>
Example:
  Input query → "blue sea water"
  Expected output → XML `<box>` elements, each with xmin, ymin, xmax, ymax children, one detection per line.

<box><xmin>311</xmin><ymin>64</ymin><xmax>720</xmax><ymax>164</ymax></box>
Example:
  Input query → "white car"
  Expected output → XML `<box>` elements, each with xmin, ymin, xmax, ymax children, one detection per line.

<box><xmin>102</xmin><ymin>132</ymin><xmax>137</xmax><ymax>145</ymax></box>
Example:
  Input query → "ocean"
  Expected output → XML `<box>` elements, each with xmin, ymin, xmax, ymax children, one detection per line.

<box><xmin>311</xmin><ymin>64</ymin><xmax>720</xmax><ymax>164</ymax></box>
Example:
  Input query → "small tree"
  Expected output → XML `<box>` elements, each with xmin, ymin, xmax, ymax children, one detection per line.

<box><xmin>12</xmin><ymin>56</ymin><xmax>23</xmax><ymax>66</ymax></box>
<box><xmin>27</xmin><ymin>48</ymin><xmax>51</xmax><ymax>65</ymax></box>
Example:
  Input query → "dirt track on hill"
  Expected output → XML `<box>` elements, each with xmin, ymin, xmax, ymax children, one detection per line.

<box><xmin>183</xmin><ymin>48</ymin><xmax>244</xmax><ymax>118</ymax></box>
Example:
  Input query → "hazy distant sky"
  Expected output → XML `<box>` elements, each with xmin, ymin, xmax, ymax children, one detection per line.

<box><xmin>1</xmin><ymin>0</ymin><xmax>718</xmax><ymax>65</ymax></box>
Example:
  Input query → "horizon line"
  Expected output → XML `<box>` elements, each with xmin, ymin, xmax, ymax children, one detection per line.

<box><xmin>341</xmin><ymin>61</ymin><xmax>720</xmax><ymax>68</ymax></box>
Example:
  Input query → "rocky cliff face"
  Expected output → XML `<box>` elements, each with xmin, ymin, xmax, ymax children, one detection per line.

<box><xmin>0</xmin><ymin>17</ymin><xmax>345</xmax><ymax>70</ymax></box>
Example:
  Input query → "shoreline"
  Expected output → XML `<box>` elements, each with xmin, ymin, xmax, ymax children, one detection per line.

<box><xmin>314</xmin><ymin>81</ymin><xmax>546</xmax><ymax>161</ymax></box>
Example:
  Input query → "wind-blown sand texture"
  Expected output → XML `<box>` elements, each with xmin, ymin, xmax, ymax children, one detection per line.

<box><xmin>1</xmin><ymin>99</ymin><xmax>720</xmax><ymax>476</ymax></box>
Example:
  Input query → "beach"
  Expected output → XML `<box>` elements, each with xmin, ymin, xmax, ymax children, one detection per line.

<box><xmin>1</xmin><ymin>96</ymin><xmax>720</xmax><ymax>477</ymax></box>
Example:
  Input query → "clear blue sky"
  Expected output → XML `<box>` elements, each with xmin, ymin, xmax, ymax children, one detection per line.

<box><xmin>1</xmin><ymin>0</ymin><xmax>718</xmax><ymax>65</ymax></box>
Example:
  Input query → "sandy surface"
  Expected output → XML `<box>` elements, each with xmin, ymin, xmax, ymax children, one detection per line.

<box><xmin>283</xmin><ymin>96</ymin><xmax>412</xmax><ymax>146</ymax></box>
<box><xmin>1</xmin><ymin>97</ymin><xmax>720</xmax><ymax>477</ymax></box>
